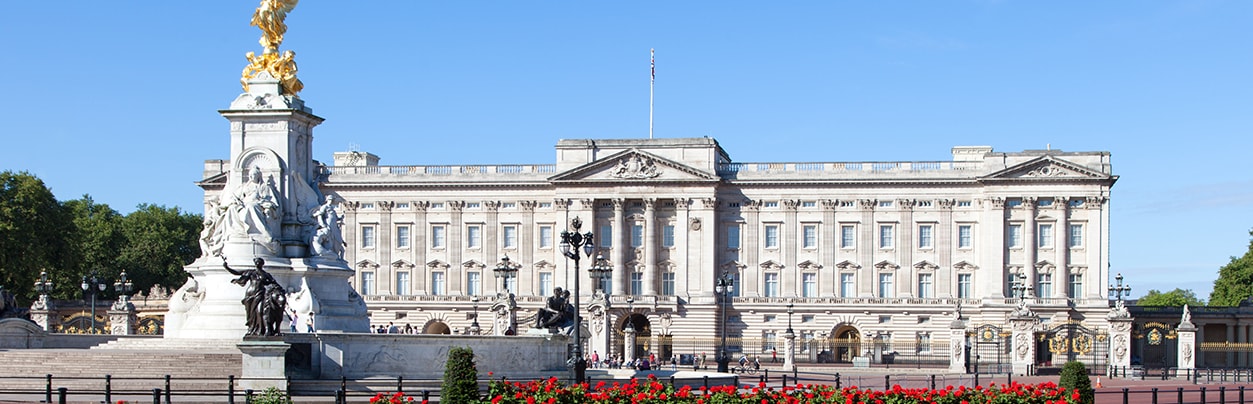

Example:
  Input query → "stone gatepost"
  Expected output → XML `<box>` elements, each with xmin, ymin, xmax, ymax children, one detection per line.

<box><xmin>238</xmin><ymin>339</ymin><xmax>291</xmax><ymax>391</ymax></box>
<box><xmin>29</xmin><ymin>295</ymin><xmax>58</xmax><ymax>332</ymax></box>
<box><xmin>1010</xmin><ymin>314</ymin><xmax>1039</xmax><ymax>376</ymax></box>
<box><xmin>948</xmin><ymin>316</ymin><xmax>967</xmax><ymax>373</ymax></box>
<box><xmin>1178</xmin><ymin>305</ymin><xmax>1197</xmax><ymax>370</ymax></box>
<box><xmin>782</xmin><ymin>329</ymin><xmax>797</xmax><ymax>371</ymax></box>
<box><xmin>1106</xmin><ymin>300</ymin><xmax>1134</xmax><ymax>374</ymax></box>
<box><xmin>624</xmin><ymin>325</ymin><xmax>637</xmax><ymax>363</ymax></box>
<box><xmin>587</xmin><ymin>295</ymin><xmax>611</xmax><ymax>365</ymax></box>
<box><xmin>108</xmin><ymin>299</ymin><xmax>138</xmax><ymax>335</ymax></box>
<box><xmin>491</xmin><ymin>293</ymin><xmax>518</xmax><ymax>336</ymax></box>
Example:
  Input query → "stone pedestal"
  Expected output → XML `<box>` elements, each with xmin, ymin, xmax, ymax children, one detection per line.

<box><xmin>587</xmin><ymin>296</ymin><xmax>611</xmax><ymax>363</ymax></box>
<box><xmin>1010</xmin><ymin>315</ymin><xmax>1038</xmax><ymax>376</ymax></box>
<box><xmin>782</xmin><ymin>330</ymin><xmax>796</xmax><ymax>371</ymax></box>
<box><xmin>1178</xmin><ymin>322</ymin><xmax>1197</xmax><ymax>370</ymax></box>
<box><xmin>108</xmin><ymin>309</ymin><xmax>137</xmax><ymax>335</ymax></box>
<box><xmin>491</xmin><ymin>293</ymin><xmax>518</xmax><ymax>336</ymax></box>
<box><xmin>624</xmin><ymin>326</ymin><xmax>637</xmax><ymax>362</ymax></box>
<box><xmin>238</xmin><ymin>339</ymin><xmax>291</xmax><ymax>391</ymax></box>
<box><xmin>1108</xmin><ymin>318</ymin><xmax>1133</xmax><ymax>372</ymax></box>
<box><xmin>948</xmin><ymin>319</ymin><xmax>967</xmax><ymax>374</ymax></box>
<box><xmin>29</xmin><ymin>296</ymin><xmax>57</xmax><ymax>332</ymax></box>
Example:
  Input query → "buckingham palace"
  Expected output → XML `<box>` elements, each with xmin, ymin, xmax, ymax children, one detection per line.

<box><xmin>200</xmin><ymin>136</ymin><xmax>1118</xmax><ymax>371</ymax></box>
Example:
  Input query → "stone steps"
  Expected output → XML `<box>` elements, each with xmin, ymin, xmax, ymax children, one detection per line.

<box><xmin>0</xmin><ymin>349</ymin><xmax>243</xmax><ymax>391</ymax></box>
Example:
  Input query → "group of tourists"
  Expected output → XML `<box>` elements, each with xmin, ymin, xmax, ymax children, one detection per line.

<box><xmin>374</xmin><ymin>322</ymin><xmax>417</xmax><ymax>334</ymax></box>
<box><xmin>586</xmin><ymin>351</ymin><xmax>681</xmax><ymax>371</ymax></box>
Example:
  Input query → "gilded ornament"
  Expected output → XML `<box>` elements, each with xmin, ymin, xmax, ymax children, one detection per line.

<box><xmin>241</xmin><ymin>0</ymin><xmax>303</xmax><ymax>96</ymax></box>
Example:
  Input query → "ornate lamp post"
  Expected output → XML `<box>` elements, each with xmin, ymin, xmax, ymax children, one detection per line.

<box><xmin>559</xmin><ymin>217</ymin><xmax>595</xmax><ymax>384</ymax></box>
<box><xmin>469</xmin><ymin>296</ymin><xmax>481</xmax><ymax>335</ymax></box>
<box><xmin>588</xmin><ymin>254</ymin><xmax>613</xmax><ymax>296</ymax></box>
<box><xmin>80</xmin><ymin>271</ymin><xmax>106</xmax><ymax>334</ymax></box>
<box><xmin>113</xmin><ymin>270</ymin><xmax>134</xmax><ymax>306</ymax></box>
<box><xmin>493</xmin><ymin>255</ymin><xmax>519</xmax><ymax>295</ymax></box>
<box><xmin>34</xmin><ymin>269</ymin><xmax>54</xmax><ymax>301</ymax></box>
<box><xmin>1108</xmin><ymin>273</ymin><xmax>1131</xmax><ymax>303</ymax></box>
<box><xmin>1011</xmin><ymin>273</ymin><xmax>1028</xmax><ymax>300</ymax></box>
<box><xmin>715</xmin><ymin>272</ymin><xmax>734</xmax><ymax>373</ymax></box>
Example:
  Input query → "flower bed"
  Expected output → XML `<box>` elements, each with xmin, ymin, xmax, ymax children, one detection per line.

<box><xmin>484</xmin><ymin>375</ymin><xmax>1088</xmax><ymax>404</ymax></box>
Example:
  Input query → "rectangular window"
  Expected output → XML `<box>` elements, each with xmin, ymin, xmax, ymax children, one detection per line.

<box><xmin>505</xmin><ymin>275</ymin><xmax>517</xmax><ymax>294</ymax></box>
<box><xmin>840</xmin><ymin>273</ymin><xmax>855</xmax><ymax>297</ymax></box>
<box><xmin>879</xmin><ymin>225</ymin><xmax>894</xmax><ymax>249</ymax></box>
<box><xmin>727</xmin><ymin>224</ymin><xmax>741</xmax><ymax>249</ymax></box>
<box><xmin>957</xmin><ymin>274</ymin><xmax>972</xmax><ymax>299</ymax></box>
<box><xmin>396</xmin><ymin>225</ymin><xmax>410</xmax><ymax>249</ymax></box>
<box><xmin>539</xmin><ymin>225</ymin><xmax>553</xmax><ymax>248</ymax></box>
<box><xmin>395</xmin><ymin>271</ymin><xmax>410</xmax><ymax>295</ymax></box>
<box><xmin>361</xmin><ymin>271</ymin><xmax>375</xmax><ymax>295</ymax></box>
<box><xmin>1068</xmin><ymin>274</ymin><xmax>1083</xmax><ymax>298</ymax></box>
<box><xmin>361</xmin><ymin>225</ymin><xmax>376</xmax><ymax>249</ymax></box>
<box><xmin>467</xmin><ymin>272</ymin><xmax>481</xmax><ymax>296</ymax></box>
<box><xmin>841</xmin><ymin>225</ymin><xmax>855</xmax><ymax>249</ymax></box>
<box><xmin>502</xmin><ymin>225</ymin><xmax>518</xmax><ymax>249</ymax></box>
<box><xmin>802</xmin><ymin>225</ymin><xmax>818</xmax><ymax>249</ymax></box>
<box><xmin>662</xmin><ymin>272</ymin><xmax>675</xmax><ymax>295</ymax></box>
<box><xmin>540</xmin><ymin>272</ymin><xmax>554</xmax><ymax>294</ymax></box>
<box><xmin>1038</xmin><ymin>223</ymin><xmax>1054</xmax><ymax>248</ymax></box>
<box><xmin>918</xmin><ymin>273</ymin><xmax>933</xmax><ymax>299</ymax></box>
<box><xmin>662</xmin><ymin>225</ymin><xmax>675</xmax><ymax>247</ymax></box>
<box><xmin>763</xmin><ymin>331</ymin><xmax>777</xmax><ymax>351</ymax></box>
<box><xmin>630</xmin><ymin>272</ymin><xmax>643</xmax><ymax>295</ymax></box>
<box><xmin>958</xmin><ymin>225</ymin><xmax>973</xmax><ymax>249</ymax></box>
<box><xmin>431</xmin><ymin>272</ymin><xmax>446</xmax><ymax>295</ymax></box>
<box><xmin>918</xmin><ymin>225</ymin><xmax>933</xmax><ymax>249</ymax></box>
<box><xmin>630</xmin><ymin>225</ymin><xmax>643</xmax><ymax>248</ymax></box>
<box><xmin>1069</xmin><ymin>224</ymin><xmax>1084</xmax><ymax>248</ymax></box>
<box><xmin>764</xmin><ymin>273</ymin><xmax>780</xmax><ymax>297</ymax></box>
<box><xmin>1008</xmin><ymin>224</ymin><xmax>1023</xmax><ymax>248</ymax></box>
<box><xmin>431</xmin><ymin>225</ymin><xmax>446</xmax><ymax>248</ymax></box>
<box><xmin>764</xmin><ymin>225</ymin><xmax>780</xmax><ymax>248</ymax></box>
<box><xmin>1037</xmin><ymin>273</ymin><xmax>1053</xmax><ymax>297</ymax></box>
<box><xmin>957</xmin><ymin>201</ymin><xmax>972</xmax><ymax>207</ymax></box>
<box><xmin>917</xmin><ymin>333</ymin><xmax>932</xmax><ymax>353</ymax></box>
<box><xmin>597</xmin><ymin>272</ymin><xmax>612</xmax><ymax>293</ymax></box>
<box><xmin>467</xmin><ymin>225</ymin><xmax>482</xmax><ymax>248</ymax></box>
<box><xmin>802</xmin><ymin>273</ymin><xmax>817</xmax><ymax>297</ymax></box>
<box><xmin>878</xmin><ymin>273</ymin><xmax>894</xmax><ymax>298</ymax></box>
<box><xmin>599</xmin><ymin>225</ymin><xmax>612</xmax><ymax>248</ymax></box>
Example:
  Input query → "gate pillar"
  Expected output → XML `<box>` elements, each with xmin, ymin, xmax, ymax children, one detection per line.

<box><xmin>948</xmin><ymin>314</ymin><xmax>967</xmax><ymax>373</ymax></box>
<box><xmin>1010</xmin><ymin>313</ymin><xmax>1039</xmax><ymax>376</ymax></box>
<box><xmin>1107</xmin><ymin>302</ymin><xmax>1133</xmax><ymax>373</ymax></box>
<box><xmin>1177</xmin><ymin>305</ymin><xmax>1197</xmax><ymax>370</ymax></box>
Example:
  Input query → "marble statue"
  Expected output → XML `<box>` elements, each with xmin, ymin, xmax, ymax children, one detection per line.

<box><xmin>223</xmin><ymin>257</ymin><xmax>288</xmax><ymax>336</ymax></box>
<box><xmin>1182</xmin><ymin>304</ymin><xmax>1192</xmax><ymax>325</ymax></box>
<box><xmin>310</xmin><ymin>195</ymin><xmax>346</xmax><ymax>259</ymax></box>
<box><xmin>224</xmin><ymin>167</ymin><xmax>281</xmax><ymax>254</ymax></box>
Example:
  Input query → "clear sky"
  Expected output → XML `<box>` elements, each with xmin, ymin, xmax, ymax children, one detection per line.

<box><xmin>1</xmin><ymin>2</ymin><xmax>1250</xmax><ymax>300</ymax></box>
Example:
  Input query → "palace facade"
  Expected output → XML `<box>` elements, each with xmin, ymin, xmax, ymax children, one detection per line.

<box><xmin>204</xmin><ymin>137</ymin><xmax>1118</xmax><ymax>369</ymax></box>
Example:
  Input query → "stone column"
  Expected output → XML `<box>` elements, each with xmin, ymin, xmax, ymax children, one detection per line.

<box><xmin>643</xmin><ymin>199</ymin><xmax>658</xmax><ymax>295</ymax></box>
<box><xmin>1108</xmin><ymin>317</ymin><xmax>1133</xmax><ymax>373</ymax></box>
<box><xmin>1010</xmin><ymin>314</ymin><xmax>1038</xmax><ymax>376</ymax></box>
<box><xmin>612</xmin><ymin>199</ymin><xmax>627</xmax><ymax>296</ymax></box>
<box><xmin>783</xmin><ymin>329</ymin><xmax>797</xmax><ymax>371</ymax></box>
<box><xmin>1178</xmin><ymin>313</ymin><xmax>1197</xmax><ymax>370</ymax></box>
<box><xmin>948</xmin><ymin>315</ymin><xmax>967</xmax><ymax>374</ymax></box>
<box><xmin>1022</xmin><ymin>198</ymin><xmax>1038</xmax><ymax>297</ymax></box>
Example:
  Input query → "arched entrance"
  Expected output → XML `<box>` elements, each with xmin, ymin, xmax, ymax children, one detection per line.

<box><xmin>614</xmin><ymin>313</ymin><xmax>652</xmax><ymax>360</ymax></box>
<box><xmin>829</xmin><ymin>325</ymin><xmax>861</xmax><ymax>363</ymax></box>
<box><xmin>423</xmin><ymin>321</ymin><xmax>451</xmax><ymax>335</ymax></box>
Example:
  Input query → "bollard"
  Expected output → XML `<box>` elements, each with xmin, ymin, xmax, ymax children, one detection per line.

<box><xmin>334</xmin><ymin>389</ymin><xmax>343</xmax><ymax>404</ymax></box>
<box><xmin>246</xmin><ymin>388</ymin><xmax>254</xmax><ymax>404</ymax></box>
<box><xmin>152</xmin><ymin>388</ymin><xmax>161</xmax><ymax>404</ymax></box>
<box><xmin>341</xmin><ymin>376</ymin><xmax>347</xmax><ymax>393</ymax></box>
<box><xmin>422</xmin><ymin>390</ymin><xmax>430</xmax><ymax>401</ymax></box>
<box><xmin>734</xmin><ymin>375</ymin><xmax>740</xmax><ymax>389</ymax></box>
<box><xmin>1240</xmin><ymin>386</ymin><xmax>1246</xmax><ymax>404</ymax></box>
<box><xmin>1123</xmin><ymin>387</ymin><xmax>1129</xmax><ymax>404</ymax></box>
<box><xmin>670</xmin><ymin>375</ymin><xmax>676</xmax><ymax>389</ymax></box>
<box><xmin>1221</xmin><ymin>386</ymin><xmax>1227</xmax><ymax>404</ymax></box>
<box><xmin>286</xmin><ymin>376</ymin><xmax>292</xmax><ymax>395</ymax></box>
<box><xmin>760</xmin><ymin>374</ymin><xmax>765</xmax><ymax>385</ymax></box>
<box><xmin>57</xmin><ymin>387</ymin><xmax>66</xmax><ymax>404</ymax></box>
<box><xmin>835</xmin><ymin>373</ymin><xmax>841</xmax><ymax>389</ymax></box>
<box><xmin>1202</xmin><ymin>387</ymin><xmax>1208</xmax><ymax>404</ymax></box>
<box><xmin>783</xmin><ymin>375</ymin><xmax>788</xmax><ymax>388</ymax></box>
<box><xmin>930</xmin><ymin>374</ymin><xmax>936</xmax><ymax>390</ymax></box>
<box><xmin>1178</xmin><ymin>387</ymin><xmax>1184</xmax><ymax>404</ymax></box>
<box><xmin>1210</xmin><ymin>369</ymin><xmax>1215</xmax><ymax>383</ymax></box>
<box><xmin>703</xmin><ymin>376</ymin><xmax>710</xmax><ymax>395</ymax></box>
<box><xmin>398</xmin><ymin>376</ymin><xmax>404</xmax><ymax>392</ymax></box>
<box><xmin>45</xmin><ymin>374</ymin><xmax>52</xmax><ymax>403</ymax></box>
<box><xmin>974</xmin><ymin>373</ymin><xmax>980</xmax><ymax>388</ymax></box>
<box><xmin>105</xmin><ymin>374</ymin><xmax>112</xmax><ymax>404</ymax></box>
<box><xmin>794</xmin><ymin>367</ymin><xmax>798</xmax><ymax>382</ymax></box>
<box><xmin>1153</xmin><ymin>387</ymin><xmax>1158</xmax><ymax>404</ymax></box>
<box><xmin>229</xmin><ymin>375</ymin><xmax>236</xmax><ymax>404</ymax></box>
<box><xmin>165</xmin><ymin>374</ymin><xmax>172</xmax><ymax>404</ymax></box>
<box><xmin>1008</xmin><ymin>371</ymin><xmax>1013</xmax><ymax>385</ymax></box>
<box><xmin>885</xmin><ymin>375</ymin><xmax>890</xmax><ymax>390</ymax></box>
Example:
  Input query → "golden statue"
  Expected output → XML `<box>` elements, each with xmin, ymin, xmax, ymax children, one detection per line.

<box><xmin>241</xmin><ymin>0</ymin><xmax>303</xmax><ymax>96</ymax></box>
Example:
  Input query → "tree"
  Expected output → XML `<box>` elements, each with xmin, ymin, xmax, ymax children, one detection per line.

<box><xmin>442</xmin><ymin>346</ymin><xmax>479</xmax><ymax>403</ymax></box>
<box><xmin>1058</xmin><ymin>361</ymin><xmax>1094</xmax><ymax>404</ymax></box>
<box><xmin>0</xmin><ymin>171</ymin><xmax>74</xmax><ymax>305</ymax></box>
<box><xmin>1137</xmin><ymin>288</ymin><xmax>1205</xmax><ymax>307</ymax></box>
<box><xmin>1210</xmin><ymin>230</ymin><xmax>1253</xmax><ymax>307</ymax></box>
<box><xmin>63</xmin><ymin>195</ymin><xmax>126</xmax><ymax>300</ymax></box>
<box><xmin>117</xmin><ymin>204</ymin><xmax>200</xmax><ymax>296</ymax></box>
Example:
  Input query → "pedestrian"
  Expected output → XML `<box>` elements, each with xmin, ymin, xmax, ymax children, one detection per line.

<box><xmin>287</xmin><ymin>310</ymin><xmax>298</xmax><ymax>333</ymax></box>
<box><xmin>772</xmin><ymin>348</ymin><xmax>778</xmax><ymax>363</ymax></box>
<box><xmin>305</xmin><ymin>312</ymin><xmax>314</xmax><ymax>332</ymax></box>
<box><xmin>387</xmin><ymin>322</ymin><xmax>399</xmax><ymax>333</ymax></box>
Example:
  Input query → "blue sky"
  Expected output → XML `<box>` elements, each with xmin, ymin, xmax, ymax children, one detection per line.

<box><xmin>1</xmin><ymin>2</ymin><xmax>1250</xmax><ymax>300</ymax></box>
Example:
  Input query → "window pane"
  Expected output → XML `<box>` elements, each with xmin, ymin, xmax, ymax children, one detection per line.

<box><xmin>1037</xmin><ymin>273</ymin><xmax>1053</xmax><ymax>297</ymax></box>
<box><xmin>662</xmin><ymin>225</ymin><xmax>675</xmax><ymax>247</ymax></box>
<box><xmin>1008</xmin><ymin>224</ymin><xmax>1022</xmax><ymax>248</ymax></box>
<box><xmin>599</xmin><ymin>225</ymin><xmax>612</xmax><ymax>248</ymax></box>
<box><xmin>630</xmin><ymin>272</ymin><xmax>643</xmax><ymax>295</ymax></box>
<box><xmin>432</xmin><ymin>226</ymin><xmax>446</xmax><ymax>248</ymax></box>
<box><xmin>503</xmin><ymin>225</ymin><xmax>517</xmax><ymax>249</ymax></box>
<box><xmin>467</xmin><ymin>272</ymin><xmax>481</xmax><ymax>295</ymax></box>
<box><xmin>841</xmin><ymin>225</ymin><xmax>855</xmax><ymax>248</ymax></box>
<box><xmin>918</xmin><ymin>225</ymin><xmax>933</xmax><ymax>249</ymax></box>
<box><xmin>803</xmin><ymin>225</ymin><xmax>817</xmax><ymax>248</ymax></box>
<box><xmin>878</xmin><ymin>273</ymin><xmax>894</xmax><ymax>298</ymax></box>
<box><xmin>958</xmin><ymin>225</ymin><xmax>972</xmax><ymax>248</ymax></box>
<box><xmin>1038</xmin><ymin>224</ymin><xmax>1053</xmax><ymax>248</ymax></box>
<box><xmin>727</xmin><ymin>225</ymin><xmax>741</xmax><ymax>249</ymax></box>
<box><xmin>840</xmin><ymin>274</ymin><xmax>855</xmax><ymax>297</ymax></box>
<box><xmin>918</xmin><ymin>273</ymin><xmax>933</xmax><ymax>298</ymax></box>
<box><xmin>662</xmin><ymin>272</ymin><xmax>675</xmax><ymax>295</ymax></box>
<box><xmin>539</xmin><ymin>226</ymin><xmax>553</xmax><ymax>248</ymax></box>
<box><xmin>396</xmin><ymin>226</ymin><xmax>410</xmax><ymax>248</ymax></box>
<box><xmin>957</xmin><ymin>274</ymin><xmax>972</xmax><ymax>298</ymax></box>
<box><xmin>879</xmin><ymin>225</ymin><xmax>894</xmax><ymax>249</ymax></box>
<box><xmin>1069</xmin><ymin>224</ymin><xmax>1083</xmax><ymax>248</ymax></box>
<box><xmin>395</xmin><ymin>272</ymin><xmax>409</xmax><ymax>295</ymax></box>
<box><xmin>468</xmin><ymin>225</ymin><xmax>482</xmax><ymax>248</ymax></box>
<box><xmin>362</xmin><ymin>226</ymin><xmax>376</xmax><ymax>248</ymax></box>
<box><xmin>431</xmin><ymin>272</ymin><xmax>446</xmax><ymax>295</ymax></box>
<box><xmin>765</xmin><ymin>225</ymin><xmax>779</xmax><ymax>248</ymax></box>
<box><xmin>540</xmin><ymin>272</ymin><xmax>553</xmax><ymax>294</ymax></box>
<box><xmin>1068</xmin><ymin>274</ymin><xmax>1083</xmax><ymax>298</ymax></box>
<box><xmin>631</xmin><ymin>225</ymin><xmax>643</xmax><ymax>247</ymax></box>
<box><xmin>764</xmin><ymin>273</ymin><xmax>779</xmax><ymax>297</ymax></box>
<box><xmin>802</xmin><ymin>273</ymin><xmax>817</xmax><ymax>297</ymax></box>
<box><xmin>361</xmin><ymin>271</ymin><xmax>375</xmax><ymax>295</ymax></box>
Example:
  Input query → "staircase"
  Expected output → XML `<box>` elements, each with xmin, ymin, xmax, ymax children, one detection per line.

<box><xmin>0</xmin><ymin>342</ymin><xmax>244</xmax><ymax>396</ymax></box>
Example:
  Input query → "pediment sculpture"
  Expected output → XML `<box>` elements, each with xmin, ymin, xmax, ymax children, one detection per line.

<box><xmin>610</xmin><ymin>154</ymin><xmax>662</xmax><ymax>179</ymax></box>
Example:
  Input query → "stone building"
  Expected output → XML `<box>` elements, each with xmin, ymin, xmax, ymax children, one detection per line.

<box><xmin>201</xmin><ymin>136</ymin><xmax>1120</xmax><ymax>371</ymax></box>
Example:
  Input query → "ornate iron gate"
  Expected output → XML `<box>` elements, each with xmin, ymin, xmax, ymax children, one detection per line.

<box><xmin>968</xmin><ymin>324</ymin><xmax>1011</xmax><ymax>374</ymax></box>
<box><xmin>1038</xmin><ymin>322</ymin><xmax>1108</xmax><ymax>374</ymax></box>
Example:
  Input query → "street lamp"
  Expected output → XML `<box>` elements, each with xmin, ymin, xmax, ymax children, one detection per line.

<box><xmin>34</xmin><ymin>269</ymin><xmax>54</xmax><ymax>298</ymax></box>
<box><xmin>1011</xmin><ymin>273</ymin><xmax>1028</xmax><ymax>300</ymax></box>
<box><xmin>114</xmin><ymin>270</ymin><xmax>134</xmax><ymax>308</ymax></box>
<box><xmin>493</xmin><ymin>255</ymin><xmax>519</xmax><ymax>296</ymax></box>
<box><xmin>559</xmin><ymin>217</ymin><xmax>595</xmax><ymax>384</ymax></box>
<box><xmin>469</xmin><ymin>296</ymin><xmax>481</xmax><ymax>335</ymax></box>
<box><xmin>588</xmin><ymin>254</ymin><xmax>613</xmax><ymax>296</ymax></box>
<box><xmin>715</xmin><ymin>272</ymin><xmax>735</xmax><ymax>373</ymax></box>
<box><xmin>1108</xmin><ymin>273</ymin><xmax>1131</xmax><ymax>302</ymax></box>
<box><xmin>786</xmin><ymin>301</ymin><xmax>795</xmax><ymax>335</ymax></box>
<box><xmin>80</xmin><ymin>271</ymin><xmax>106</xmax><ymax>334</ymax></box>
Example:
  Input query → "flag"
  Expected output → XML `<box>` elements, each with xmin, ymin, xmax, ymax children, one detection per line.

<box><xmin>650</xmin><ymin>48</ymin><xmax>655</xmax><ymax>82</ymax></box>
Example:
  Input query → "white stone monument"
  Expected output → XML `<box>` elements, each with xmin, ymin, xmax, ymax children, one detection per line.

<box><xmin>1177</xmin><ymin>305</ymin><xmax>1197</xmax><ymax>370</ymax></box>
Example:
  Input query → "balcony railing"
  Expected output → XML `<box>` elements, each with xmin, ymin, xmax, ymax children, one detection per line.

<box><xmin>718</xmin><ymin>161</ymin><xmax>982</xmax><ymax>175</ymax></box>
<box><xmin>326</xmin><ymin>164</ymin><xmax>556</xmax><ymax>176</ymax></box>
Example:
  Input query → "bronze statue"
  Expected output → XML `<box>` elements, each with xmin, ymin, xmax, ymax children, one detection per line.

<box><xmin>535</xmin><ymin>287</ymin><xmax>574</xmax><ymax>333</ymax></box>
<box><xmin>223</xmin><ymin>256</ymin><xmax>288</xmax><ymax>336</ymax></box>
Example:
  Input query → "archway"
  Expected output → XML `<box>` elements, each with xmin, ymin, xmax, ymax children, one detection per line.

<box><xmin>615</xmin><ymin>313</ymin><xmax>652</xmax><ymax>360</ymax></box>
<box><xmin>423</xmin><ymin>321</ymin><xmax>451</xmax><ymax>335</ymax></box>
<box><xmin>828</xmin><ymin>325</ymin><xmax>861</xmax><ymax>363</ymax></box>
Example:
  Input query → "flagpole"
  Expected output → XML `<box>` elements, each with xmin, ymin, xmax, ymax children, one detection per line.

<box><xmin>649</xmin><ymin>48</ymin><xmax>655</xmax><ymax>139</ymax></box>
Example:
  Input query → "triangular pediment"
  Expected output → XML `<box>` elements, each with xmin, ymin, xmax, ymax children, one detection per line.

<box><xmin>759</xmin><ymin>260</ymin><xmax>784</xmax><ymax>270</ymax></box>
<box><xmin>983</xmin><ymin>155</ymin><xmax>1113</xmax><ymax>182</ymax></box>
<box><xmin>797</xmin><ymin>260</ymin><xmax>823</xmax><ymax>270</ymax></box>
<box><xmin>834</xmin><ymin>260</ymin><xmax>861</xmax><ymax>270</ymax></box>
<box><xmin>549</xmin><ymin>149</ymin><xmax>721</xmax><ymax>183</ymax></box>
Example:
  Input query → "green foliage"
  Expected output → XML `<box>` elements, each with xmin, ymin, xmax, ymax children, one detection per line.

<box><xmin>0</xmin><ymin>171</ymin><xmax>74</xmax><ymax>305</ymax></box>
<box><xmin>250</xmin><ymin>387</ymin><xmax>292</xmax><ymax>404</ymax></box>
<box><xmin>1211</xmin><ymin>230</ymin><xmax>1253</xmax><ymax>306</ymax></box>
<box><xmin>117</xmin><ymin>204</ymin><xmax>199</xmax><ymax>296</ymax></box>
<box><xmin>442</xmin><ymin>346</ymin><xmax>480</xmax><ymax>403</ymax></box>
<box><xmin>1137</xmin><ymin>288</ymin><xmax>1205</xmax><ymax>307</ymax></box>
<box><xmin>63</xmin><ymin>196</ymin><xmax>126</xmax><ymax>300</ymax></box>
<box><xmin>1058</xmin><ymin>361</ymin><xmax>1094</xmax><ymax>404</ymax></box>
